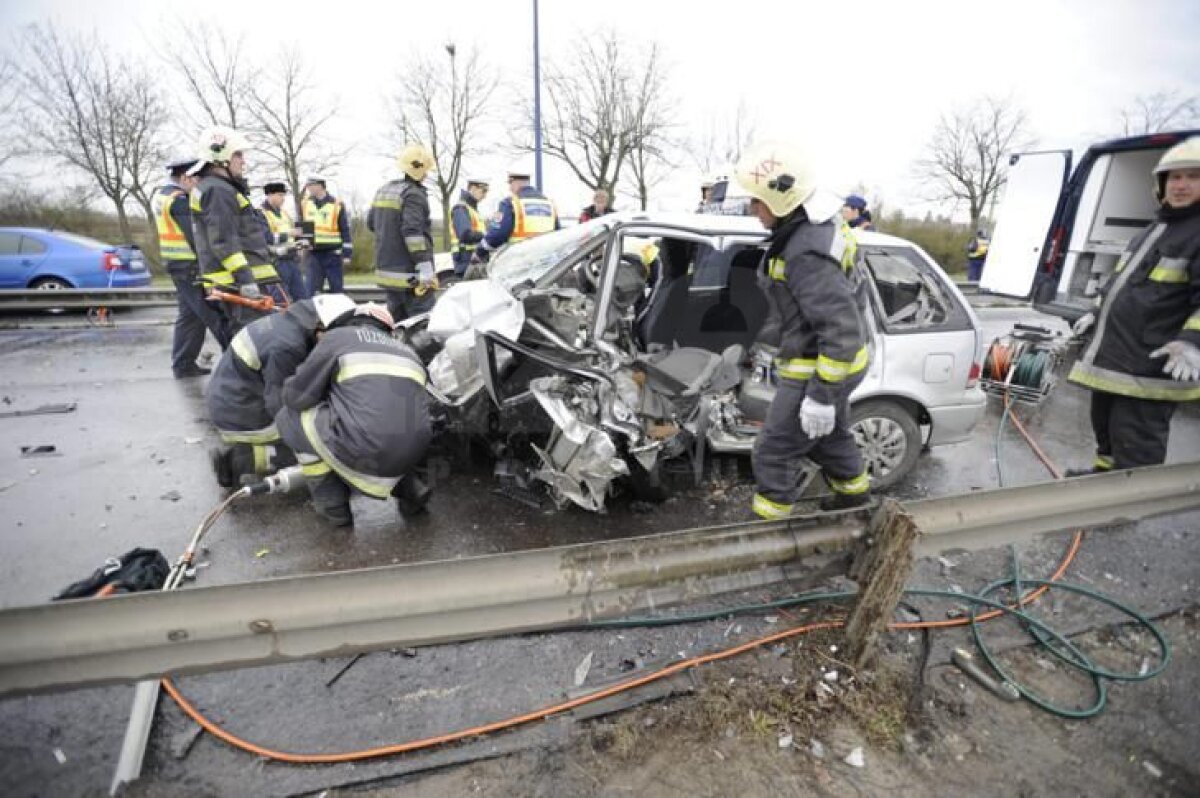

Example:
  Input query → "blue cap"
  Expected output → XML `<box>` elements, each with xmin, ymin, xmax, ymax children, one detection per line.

<box><xmin>844</xmin><ymin>194</ymin><xmax>867</xmax><ymax>211</ymax></box>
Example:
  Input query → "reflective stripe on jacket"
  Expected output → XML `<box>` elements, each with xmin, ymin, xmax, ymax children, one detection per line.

<box><xmin>512</xmin><ymin>194</ymin><xmax>556</xmax><ymax>240</ymax></box>
<box><xmin>368</xmin><ymin>177</ymin><xmax>433</xmax><ymax>289</ymax></box>
<box><xmin>302</xmin><ymin>195</ymin><xmax>347</xmax><ymax>249</ymax></box>
<box><xmin>191</xmin><ymin>174</ymin><xmax>278</xmax><ymax>287</ymax></box>
<box><xmin>450</xmin><ymin>198</ymin><xmax>485</xmax><ymax>252</ymax></box>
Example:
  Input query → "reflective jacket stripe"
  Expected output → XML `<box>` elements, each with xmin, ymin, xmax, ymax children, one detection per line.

<box><xmin>304</xmin><ymin>198</ymin><xmax>344</xmax><ymax>246</ymax></box>
<box><xmin>827</xmin><ymin>471</ymin><xmax>870</xmax><ymax>495</ymax></box>
<box><xmin>450</xmin><ymin>205</ymin><xmax>485</xmax><ymax>251</ymax></box>
<box><xmin>223</xmin><ymin>251</ymin><xmax>249</xmax><ymax>270</ymax></box>
<box><xmin>774</xmin><ymin>357</ymin><xmax>816</xmax><ymax>380</ymax></box>
<box><xmin>218</xmin><ymin>425</ymin><xmax>279</xmax><ymax>444</ymax></box>
<box><xmin>404</xmin><ymin>235</ymin><xmax>429</xmax><ymax>253</ymax></box>
<box><xmin>1068</xmin><ymin>359</ymin><xmax>1200</xmax><ymax>401</ymax></box>
<box><xmin>299</xmin><ymin>407</ymin><xmax>400</xmax><ymax>499</ymax></box>
<box><xmin>335</xmin><ymin>352</ymin><xmax>426</xmax><ymax>386</ymax></box>
<box><xmin>1148</xmin><ymin>256</ymin><xmax>1190</xmax><ymax>283</ymax></box>
<box><xmin>375</xmin><ymin>269</ymin><xmax>419</xmax><ymax>288</ymax></box>
<box><xmin>231</xmin><ymin>328</ymin><xmax>261</xmax><ymax>370</ymax></box>
<box><xmin>1185</xmin><ymin>312</ymin><xmax>1200</xmax><ymax>333</ymax></box>
<box><xmin>153</xmin><ymin>188</ymin><xmax>194</xmax><ymax>261</ymax></box>
<box><xmin>817</xmin><ymin>346</ymin><xmax>869</xmax><ymax>382</ymax></box>
<box><xmin>512</xmin><ymin>196</ymin><xmax>555</xmax><ymax>240</ymax></box>
<box><xmin>751</xmin><ymin>493</ymin><xmax>792</xmax><ymax>520</ymax></box>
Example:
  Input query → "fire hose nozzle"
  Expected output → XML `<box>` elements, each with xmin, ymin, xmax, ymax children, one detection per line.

<box><xmin>246</xmin><ymin>465</ymin><xmax>306</xmax><ymax>496</ymax></box>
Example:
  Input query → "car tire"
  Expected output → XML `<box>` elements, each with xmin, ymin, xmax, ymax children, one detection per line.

<box><xmin>850</xmin><ymin>399</ymin><xmax>921</xmax><ymax>491</ymax></box>
<box><xmin>31</xmin><ymin>276</ymin><xmax>72</xmax><ymax>290</ymax></box>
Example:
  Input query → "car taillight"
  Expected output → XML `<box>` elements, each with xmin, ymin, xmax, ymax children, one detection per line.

<box><xmin>967</xmin><ymin>361</ymin><xmax>981</xmax><ymax>388</ymax></box>
<box><xmin>1042</xmin><ymin>226</ymin><xmax>1065</xmax><ymax>273</ymax></box>
<box><xmin>102</xmin><ymin>252</ymin><xmax>122</xmax><ymax>271</ymax></box>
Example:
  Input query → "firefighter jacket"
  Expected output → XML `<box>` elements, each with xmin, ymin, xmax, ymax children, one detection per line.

<box><xmin>302</xmin><ymin>194</ymin><xmax>352</xmax><ymax>254</ymax></box>
<box><xmin>1069</xmin><ymin>208</ymin><xmax>1200</xmax><ymax>401</ymax></box>
<box><xmin>191</xmin><ymin>173</ymin><xmax>278</xmax><ymax>288</ymax></box>
<box><xmin>450</xmin><ymin>190</ymin><xmax>485</xmax><ymax>254</ymax></box>
<box><xmin>483</xmin><ymin>186</ymin><xmax>559</xmax><ymax>250</ymax></box>
<box><xmin>279</xmin><ymin>321</ymin><xmax>432</xmax><ymax>492</ymax></box>
<box><xmin>207</xmin><ymin>300</ymin><xmax>322</xmax><ymax>440</ymax></box>
<box><xmin>758</xmin><ymin>211</ymin><xmax>869</xmax><ymax>406</ymax></box>
<box><xmin>368</xmin><ymin>177</ymin><xmax>434</xmax><ymax>289</ymax></box>
<box><xmin>152</xmin><ymin>181</ymin><xmax>197</xmax><ymax>266</ymax></box>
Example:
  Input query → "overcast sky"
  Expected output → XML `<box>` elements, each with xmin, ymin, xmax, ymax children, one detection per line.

<box><xmin>2</xmin><ymin>0</ymin><xmax>1198</xmax><ymax>220</ymax></box>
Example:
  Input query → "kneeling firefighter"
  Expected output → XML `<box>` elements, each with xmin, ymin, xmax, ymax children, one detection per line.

<box><xmin>734</xmin><ymin>141</ymin><xmax>873</xmax><ymax>519</ymax></box>
<box><xmin>208</xmin><ymin>294</ymin><xmax>357</xmax><ymax>487</ymax></box>
<box><xmin>275</xmin><ymin>303</ymin><xmax>434</xmax><ymax>526</ymax></box>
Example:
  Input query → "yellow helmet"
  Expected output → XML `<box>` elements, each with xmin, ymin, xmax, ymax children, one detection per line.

<box><xmin>1153</xmin><ymin>136</ymin><xmax>1200</xmax><ymax>200</ymax></box>
<box><xmin>196</xmin><ymin>126</ymin><xmax>250</xmax><ymax>166</ymax></box>
<box><xmin>397</xmin><ymin>143</ymin><xmax>435</xmax><ymax>181</ymax></box>
<box><xmin>734</xmin><ymin>141</ymin><xmax>817</xmax><ymax>218</ymax></box>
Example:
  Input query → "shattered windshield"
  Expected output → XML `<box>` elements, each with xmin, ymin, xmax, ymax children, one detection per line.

<box><xmin>489</xmin><ymin>219</ymin><xmax>611</xmax><ymax>291</ymax></box>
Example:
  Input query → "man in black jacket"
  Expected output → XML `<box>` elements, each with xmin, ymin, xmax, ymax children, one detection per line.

<box><xmin>370</xmin><ymin>143</ymin><xmax>438</xmax><ymax>321</ymax></box>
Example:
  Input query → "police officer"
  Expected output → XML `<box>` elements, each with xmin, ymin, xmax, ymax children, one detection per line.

<box><xmin>302</xmin><ymin>176</ymin><xmax>353</xmax><ymax>294</ymax></box>
<box><xmin>153</xmin><ymin>154</ymin><xmax>229</xmax><ymax>378</ymax></box>
<box><xmin>734</xmin><ymin>141</ymin><xmax>872</xmax><ymax>519</ymax></box>
<box><xmin>208</xmin><ymin>294</ymin><xmax>356</xmax><ymax>488</ymax></box>
<box><xmin>275</xmin><ymin>303</ymin><xmax>433</xmax><ymax>527</ymax></box>
<box><xmin>965</xmin><ymin>230</ymin><xmax>989</xmax><ymax>281</ymax></box>
<box><xmin>369</xmin><ymin>144</ymin><xmax>438</xmax><ymax>321</ymax></box>
<box><xmin>261</xmin><ymin>181</ymin><xmax>310</xmax><ymax>302</ymax></box>
<box><xmin>479</xmin><ymin>166</ymin><xmax>559</xmax><ymax>256</ymax></box>
<box><xmin>450</xmin><ymin>177</ymin><xmax>489</xmax><ymax>278</ymax></box>
<box><xmin>841</xmin><ymin>194</ymin><xmax>873</xmax><ymax>230</ymax></box>
<box><xmin>1068</xmin><ymin>136</ymin><xmax>1200</xmax><ymax>473</ymax></box>
<box><xmin>189</xmin><ymin>126</ymin><xmax>281</xmax><ymax>335</ymax></box>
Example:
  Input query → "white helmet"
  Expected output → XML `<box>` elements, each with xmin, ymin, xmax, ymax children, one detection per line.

<box><xmin>312</xmin><ymin>293</ymin><xmax>356</xmax><ymax>328</ymax></box>
<box><xmin>734</xmin><ymin>141</ymin><xmax>817</xmax><ymax>218</ymax></box>
<box><xmin>196</xmin><ymin>126</ymin><xmax>250</xmax><ymax>166</ymax></box>
<box><xmin>1153</xmin><ymin>136</ymin><xmax>1200</xmax><ymax>201</ymax></box>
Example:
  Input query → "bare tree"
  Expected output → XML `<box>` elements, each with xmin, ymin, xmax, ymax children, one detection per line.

<box><xmin>158</xmin><ymin>23</ymin><xmax>251</xmax><ymax>130</ymax></box>
<box><xmin>524</xmin><ymin>31</ymin><xmax>673</xmax><ymax>197</ymax></box>
<box><xmin>246</xmin><ymin>48</ymin><xmax>343</xmax><ymax>216</ymax></box>
<box><xmin>623</xmin><ymin>45</ymin><xmax>677</xmax><ymax>210</ymax></box>
<box><xmin>0</xmin><ymin>56</ymin><xmax>19</xmax><ymax>173</ymax></box>
<box><xmin>1118</xmin><ymin>91</ymin><xmax>1200</xmax><ymax>136</ymax></box>
<box><xmin>394</xmin><ymin>42</ymin><xmax>497</xmax><ymax>247</ymax></box>
<box><xmin>689</xmin><ymin>98</ymin><xmax>756</xmax><ymax>175</ymax></box>
<box><xmin>915</xmin><ymin>96</ymin><xmax>1035</xmax><ymax>230</ymax></box>
<box><xmin>15</xmin><ymin>24</ymin><xmax>169</xmax><ymax>248</ymax></box>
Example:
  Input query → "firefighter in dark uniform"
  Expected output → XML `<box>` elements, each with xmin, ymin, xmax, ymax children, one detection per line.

<box><xmin>369</xmin><ymin>143</ymin><xmax>438</xmax><ymax>321</ymax></box>
<box><xmin>479</xmin><ymin>166</ymin><xmax>560</xmax><ymax>257</ymax></box>
<box><xmin>734</xmin><ymin>141</ymin><xmax>872</xmax><ymax>519</ymax></box>
<box><xmin>261</xmin><ymin>181</ymin><xmax>310</xmax><ymax>302</ymax></box>
<box><xmin>207</xmin><ymin>293</ymin><xmax>355</xmax><ymax>488</ymax></box>
<box><xmin>1068</xmin><ymin>136</ymin><xmax>1200</xmax><ymax>472</ymax></box>
<box><xmin>301</xmin><ymin>176</ymin><xmax>353</xmax><ymax>294</ymax></box>
<box><xmin>153</xmin><ymin>154</ymin><xmax>229</xmax><ymax>377</ymax></box>
<box><xmin>189</xmin><ymin>126</ymin><xmax>280</xmax><ymax>335</ymax></box>
<box><xmin>275</xmin><ymin>303</ymin><xmax>434</xmax><ymax>527</ymax></box>
<box><xmin>450</xmin><ymin>177</ymin><xmax>489</xmax><ymax>278</ymax></box>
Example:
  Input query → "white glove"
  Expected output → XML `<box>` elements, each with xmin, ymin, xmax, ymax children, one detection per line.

<box><xmin>799</xmin><ymin>396</ymin><xmax>836</xmax><ymax>439</ymax></box>
<box><xmin>238</xmin><ymin>283</ymin><xmax>262</xmax><ymax>300</ymax></box>
<box><xmin>1072</xmin><ymin>312</ymin><xmax>1095</xmax><ymax>337</ymax></box>
<box><xmin>1150</xmin><ymin>340</ymin><xmax>1200</xmax><ymax>382</ymax></box>
<box><xmin>417</xmin><ymin>262</ymin><xmax>436</xmax><ymax>288</ymax></box>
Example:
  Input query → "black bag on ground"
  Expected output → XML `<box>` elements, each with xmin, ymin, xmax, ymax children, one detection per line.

<box><xmin>53</xmin><ymin>547</ymin><xmax>170</xmax><ymax>600</ymax></box>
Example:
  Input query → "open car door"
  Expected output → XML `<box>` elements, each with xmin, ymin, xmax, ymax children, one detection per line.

<box><xmin>978</xmin><ymin>150</ymin><xmax>1072</xmax><ymax>298</ymax></box>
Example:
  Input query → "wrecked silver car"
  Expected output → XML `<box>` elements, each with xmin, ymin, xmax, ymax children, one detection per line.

<box><xmin>404</xmin><ymin>212</ymin><xmax>986</xmax><ymax>512</ymax></box>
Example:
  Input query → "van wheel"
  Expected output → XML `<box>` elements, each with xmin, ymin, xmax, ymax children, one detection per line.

<box><xmin>850</xmin><ymin>400</ymin><xmax>921</xmax><ymax>491</ymax></box>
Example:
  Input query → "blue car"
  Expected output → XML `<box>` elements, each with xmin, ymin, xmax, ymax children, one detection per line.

<box><xmin>0</xmin><ymin>227</ymin><xmax>151</xmax><ymax>290</ymax></box>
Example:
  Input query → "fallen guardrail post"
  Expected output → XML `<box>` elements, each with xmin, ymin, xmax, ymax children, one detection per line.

<box><xmin>844</xmin><ymin>499</ymin><xmax>920</xmax><ymax>668</ymax></box>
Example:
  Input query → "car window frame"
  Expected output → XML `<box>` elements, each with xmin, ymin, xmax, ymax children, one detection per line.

<box><xmin>859</xmin><ymin>243</ymin><xmax>973</xmax><ymax>335</ymax></box>
<box><xmin>0</xmin><ymin>231</ymin><xmax>21</xmax><ymax>256</ymax></box>
<box><xmin>19</xmin><ymin>235</ymin><xmax>48</xmax><ymax>255</ymax></box>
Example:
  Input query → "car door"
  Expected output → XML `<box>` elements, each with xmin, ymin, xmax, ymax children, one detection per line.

<box><xmin>978</xmin><ymin>150</ymin><xmax>1072</xmax><ymax>298</ymax></box>
<box><xmin>0</xmin><ymin>231</ymin><xmax>26</xmax><ymax>288</ymax></box>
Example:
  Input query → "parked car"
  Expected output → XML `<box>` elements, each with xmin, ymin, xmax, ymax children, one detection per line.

<box><xmin>979</xmin><ymin>129</ymin><xmax>1200</xmax><ymax>321</ymax></box>
<box><xmin>0</xmin><ymin>227</ymin><xmax>150</xmax><ymax>290</ymax></box>
<box><xmin>404</xmin><ymin>212</ymin><xmax>986</xmax><ymax>512</ymax></box>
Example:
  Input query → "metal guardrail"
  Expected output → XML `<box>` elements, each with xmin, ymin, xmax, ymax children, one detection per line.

<box><xmin>0</xmin><ymin>286</ymin><xmax>388</xmax><ymax>311</ymax></box>
<box><xmin>0</xmin><ymin>462</ymin><xmax>1197</xmax><ymax>697</ymax></box>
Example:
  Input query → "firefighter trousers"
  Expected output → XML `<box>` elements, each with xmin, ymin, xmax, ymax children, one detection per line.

<box><xmin>1089</xmin><ymin>390</ymin><xmax>1177</xmax><ymax>470</ymax></box>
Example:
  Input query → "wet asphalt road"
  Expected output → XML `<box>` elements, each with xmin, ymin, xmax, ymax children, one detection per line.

<box><xmin>0</xmin><ymin>304</ymin><xmax>1197</xmax><ymax>796</ymax></box>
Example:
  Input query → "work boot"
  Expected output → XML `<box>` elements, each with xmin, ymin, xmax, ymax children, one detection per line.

<box><xmin>818</xmin><ymin>492</ymin><xmax>874</xmax><ymax>512</ymax></box>
<box><xmin>228</xmin><ymin>444</ymin><xmax>258</xmax><ymax>486</ymax></box>
<box><xmin>393</xmin><ymin>473</ymin><xmax>432</xmax><ymax>517</ymax></box>
<box><xmin>209</xmin><ymin>447</ymin><xmax>233</xmax><ymax>489</ymax></box>
<box><xmin>174</xmin><ymin>363</ymin><xmax>211</xmax><ymax>379</ymax></box>
<box><xmin>307</xmin><ymin>472</ymin><xmax>353</xmax><ymax>527</ymax></box>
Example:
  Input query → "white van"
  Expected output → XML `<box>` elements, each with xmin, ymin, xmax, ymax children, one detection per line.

<box><xmin>979</xmin><ymin>129</ymin><xmax>1200</xmax><ymax>320</ymax></box>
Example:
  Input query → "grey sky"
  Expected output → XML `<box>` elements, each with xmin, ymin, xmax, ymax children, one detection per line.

<box><xmin>2</xmin><ymin>0</ymin><xmax>1198</xmax><ymax>219</ymax></box>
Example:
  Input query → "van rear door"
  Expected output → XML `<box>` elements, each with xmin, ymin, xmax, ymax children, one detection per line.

<box><xmin>978</xmin><ymin>150</ymin><xmax>1072</xmax><ymax>298</ymax></box>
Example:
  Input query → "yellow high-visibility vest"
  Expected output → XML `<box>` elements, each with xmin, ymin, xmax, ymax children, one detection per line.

<box><xmin>303</xmin><ymin>197</ymin><xmax>344</xmax><ymax>247</ymax></box>
<box><xmin>450</xmin><ymin>203</ymin><xmax>486</xmax><ymax>251</ymax></box>
<box><xmin>153</xmin><ymin>187</ymin><xmax>194</xmax><ymax>261</ymax></box>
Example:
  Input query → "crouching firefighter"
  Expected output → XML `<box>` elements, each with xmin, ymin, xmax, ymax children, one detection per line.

<box><xmin>275</xmin><ymin>303</ymin><xmax>434</xmax><ymax>526</ymax></box>
<box><xmin>208</xmin><ymin>294</ymin><xmax>357</xmax><ymax>488</ymax></box>
<box><xmin>735</xmin><ymin>141</ymin><xmax>872</xmax><ymax>519</ymax></box>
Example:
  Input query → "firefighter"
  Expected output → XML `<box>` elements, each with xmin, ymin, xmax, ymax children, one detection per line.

<box><xmin>261</xmin><ymin>181</ymin><xmax>310</xmax><ymax>302</ymax></box>
<box><xmin>153</xmin><ymin>154</ymin><xmax>229</xmax><ymax>377</ymax></box>
<box><xmin>479</xmin><ymin>166</ymin><xmax>559</xmax><ymax>255</ymax></box>
<box><xmin>301</xmin><ymin>176</ymin><xmax>353</xmax><ymax>294</ymax></box>
<box><xmin>1067</xmin><ymin>136</ymin><xmax>1200</xmax><ymax>473</ymax></box>
<box><xmin>734</xmin><ymin>141</ymin><xmax>872</xmax><ymax>519</ymax></box>
<box><xmin>449</xmin><ymin>177</ymin><xmax>489</xmax><ymax>278</ymax></box>
<box><xmin>189</xmin><ymin>126</ymin><xmax>281</xmax><ymax>335</ymax></box>
<box><xmin>369</xmin><ymin>143</ymin><xmax>438</xmax><ymax>321</ymax></box>
<box><xmin>207</xmin><ymin>293</ymin><xmax>356</xmax><ymax>489</ymax></box>
<box><xmin>275</xmin><ymin>303</ymin><xmax>433</xmax><ymax>527</ymax></box>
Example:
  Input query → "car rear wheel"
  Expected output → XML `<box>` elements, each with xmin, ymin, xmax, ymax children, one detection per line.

<box><xmin>31</xmin><ymin>277</ymin><xmax>71</xmax><ymax>290</ymax></box>
<box><xmin>850</xmin><ymin>399</ymin><xmax>921</xmax><ymax>491</ymax></box>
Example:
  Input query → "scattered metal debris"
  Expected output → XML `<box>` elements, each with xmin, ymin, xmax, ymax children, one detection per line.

<box><xmin>325</xmin><ymin>653</ymin><xmax>364</xmax><ymax>688</ymax></box>
<box><xmin>0</xmin><ymin>402</ymin><xmax>77</xmax><ymax>420</ymax></box>
<box><xmin>19</xmin><ymin>445</ymin><xmax>59</xmax><ymax>458</ymax></box>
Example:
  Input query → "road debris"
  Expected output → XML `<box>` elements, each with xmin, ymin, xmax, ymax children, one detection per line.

<box><xmin>52</xmin><ymin>747</ymin><xmax>66</xmax><ymax>765</ymax></box>
<box><xmin>170</xmin><ymin>724</ymin><xmax>203</xmax><ymax>760</ymax></box>
<box><xmin>325</xmin><ymin>653</ymin><xmax>365</xmax><ymax>688</ymax></box>
<box><xmin>574</xmin><ymin>651</ymin><xmax>594</xmax><ymax>687</ymax></box>
<box><xmin>19</xmin><ymin>445</ymin><xmax>59</xmax><ymax>458</ymax></box>
<box><xmin>777</xmin><ymin>732</ymin><xmax>793</xmax><ymax>749</ymax></box>
<box><xmin>844</xmin><ymin>747</ymin><xmax>865</xmax><ymax>768</ymax></box>
<box><xmin>1142</xmin><ymin>761</ymin><xmax>1163</xmax><ymax>779</ymax></box>
<box><xmin>160</xmin><ymin>490</ymin><xmax>182</xmax><ymax>502</ymax></box>
<box><xmin>0</xmin><ymin>402</ymin><xmax>77</xmax><ymax>419</ymax></box>
<box><xmin>809</xmin><ymin>739</ymin><xmax>826</xmax><ymax>759</ymax></box>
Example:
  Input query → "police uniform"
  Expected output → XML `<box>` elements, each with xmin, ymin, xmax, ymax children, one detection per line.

<box><xmin>152</xmin><ymin>177</ymin><xmax>229</xmax><ymax>374</ymax></box>
<box><xmin>261</xmin><ymin>194</ymin><xmax>310</xmax><ymax>302</ymax></box>
<box><xmin>751</xmin><ymin>214</ymin><xmax>871</xmax><ymax>520</ymax></box>
<box><xmin>368</xmin><ymin>176</ymin><xmax>436</xmax><ymax>321</ymax></box>
<box><xmin>450</xmin><ymin>189</ymin><xmax>486</xmax><ymax>277</ymax></box>
<box><xmin>482</xmin><ymin>185</ymin><xmax>559</xmax><ymax>251</ymax></box>
<box><xmin>966</xmin><ymin>234</ymin><xmax>989</xmax><ymax>282</ymax></box>
<box><xmin>1068</xmin><ymin>209</ymin><xmax>1200</xmax><ymax>469</ymax></box>
<box><xmin>191</xmin><ymin>172</ymin><xmax>279</xmax><ymax>334</ymax></box>
<box><xmin>302</xmin><ymin>185</ymin><xmax>353</xmax><ymax>293</ymax></box>
<box><xmin>206</xmin><ymin>300</ymin><xmax>326</xmax><ymax>485</ymax></box>
<box><xmin>275</xmin><ymin>318</ymin><xmax>433</xmax><ymax>525</ymax></box>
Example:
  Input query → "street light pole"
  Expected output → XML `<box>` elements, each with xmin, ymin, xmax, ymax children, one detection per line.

<box><xmin>532</xmin><ymin>0</ymin><xmax>543</xmax><ymax>190</ymax></box>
